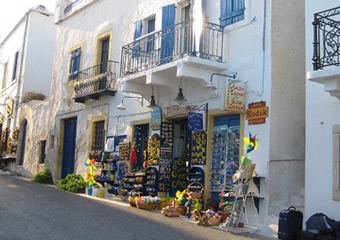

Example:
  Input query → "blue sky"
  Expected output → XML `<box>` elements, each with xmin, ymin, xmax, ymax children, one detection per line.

<box><xmin>0</xmin><ymin>0</ymin><xmax>56</xmax><ymax>40</ymax></box>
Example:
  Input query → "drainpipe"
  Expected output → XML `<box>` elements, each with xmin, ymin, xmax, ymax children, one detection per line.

<box><xmin>14</xmin><ymin>12</ymin><xmax>30</xmax><ymax>128</ymax></box>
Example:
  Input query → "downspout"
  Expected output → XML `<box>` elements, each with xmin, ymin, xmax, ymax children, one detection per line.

<box><xmin>14</xmin><ymin>12</ymin><xmax>30</xmax><ymax>127</ymax></box>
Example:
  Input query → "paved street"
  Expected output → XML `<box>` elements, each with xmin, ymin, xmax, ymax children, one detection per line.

<box><xmin>0</xmin><ymin>174</ymin><xmax>274</xmax><ymax>240</ymax></box>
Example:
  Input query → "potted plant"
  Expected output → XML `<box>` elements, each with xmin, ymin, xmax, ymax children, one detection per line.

<box><xmin>176</xmin><ymin>190</ymin><xmax>186</xmax><ymax>215</ymax></box>
<box><xmin>217</xmin><ymin>201</ymin><xmax>232</xmax><ymax>223</ymax></box>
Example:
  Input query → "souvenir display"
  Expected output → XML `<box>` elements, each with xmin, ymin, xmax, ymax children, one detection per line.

<box><xmin>170</xmin><ymin>157</ymin><xmax>187</xmax><ymax>193</ymax></box>
<box><xmin>210</xmin><ymin>125</ymin><xmax>240</xmax><ymax>191</ymax></box>
<box><xmin>145</xmin><ymin>167</ymin><xmax>158</xmax><ymax>194</ymax></box>
<box><xmin>191</xmin><ymin>131</ymin><xmax>207</xmax><ymax>165</ymax></box>
<box><xmin>123</xmin><ymin>171</ymin><xmax>145</xmax><ymax>191</ymax></box>
<box><xmin>159</xmin><ymin>122</ymin><xmax>173</xmax><ymax>192</ymax></box>
<box><xmin>117</xmin><ymin>162</ymin><xmax>128</xmax><ymax>184</ymax></box>
<box><xmin>119</xmin><ymin>142</ymin><xmax>130</xmax><ymax>161</ymax></box>
<box><xmin>148</xmin><ymin>134</ymin><xmax>160</xmax><ymax>166</ymax></box>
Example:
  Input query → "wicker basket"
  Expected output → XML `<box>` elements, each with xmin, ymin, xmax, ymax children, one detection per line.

<box><xmin>136</xmin><ymin>202</ymin><xmax>160</xmax><ymax>210</ymax></box>
<box><xmin>187</xmin><ymin>182</ymin><xmax>204</xmax><ymax>200</ymax></box>
<box><xmin>118</xmin><ymin>189</ymin><xmax>128</xmax><ymax>196</ymax></box>
<box><xmin>161</xmin><ymin>207</ymin><xmax>181</xmax><ymax>217</ymax></box>
<box><xmin>208</xmin><ymin>216</ymin><xmax>222</xmax><ymax>226</ymax></box>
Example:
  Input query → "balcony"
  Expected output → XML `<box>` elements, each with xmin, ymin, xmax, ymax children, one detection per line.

<box><xmin>64</xmin><ymin>0</ymin><xmax>94</xmax><ymax>16</ymax></box>
<box><xmin>120</xmin><ymin>19</ymin><xmax>225</xmax><ymax>76</ymax></box>
<box><xmin>308</xmin><ymin>7</ymin><xmax>340</xmax><ymax>99</ymax></box>
<box><xmin>73</xmin><ymin>60</ymin><xmax>119</xmax><ymax>103</ymax></box>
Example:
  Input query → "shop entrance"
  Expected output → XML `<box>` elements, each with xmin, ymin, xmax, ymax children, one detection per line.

<box><xmin>133</xmin><ymin>124</ymin><xmax>149</xmax><ymax>171</ymax></box>
<box><xmin>170</xmin><ymin>118</ymin><xmax>189</xmax><ymax>196</ymax></box>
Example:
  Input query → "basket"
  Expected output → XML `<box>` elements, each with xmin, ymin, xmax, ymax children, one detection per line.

<box><xmin>136</xmin><ymin>201</ymin><xmax>160</xmax><ymax>210</ymax></box>
<box><xmin>161</xmin><ymin>207</ymin><xmax>181</xmax><ymax>217</ymax></box>
<box><xmin>187</xmin><ymin>182</ymin><xmax>204</xmax><ymax>200</ymax></box>
<box><xmin>208</xmin><ymin>216</ymin><xmax>222</xmax><ymax>226</ymax></box>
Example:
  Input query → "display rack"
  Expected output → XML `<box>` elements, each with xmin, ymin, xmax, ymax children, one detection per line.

<box><xmin>123</xmin><ymin>172</ymin><xmax>145</xmax><ymax>192</ymax></box>
<box><xmin>225</xmin><ymin>164</ymin><xmax>257</xmax><ymax>231</ymax></box>
<box><xmin>159</xmin><ymin>122</ymin><xmax>173</xmax><ymax>192</ymax></box>
<box><xmin>96</xmin><ymin>152</ymin><xmax>119</xmax><ymax>187</ymax></box>
<box><xmin>145</xmin><ymin>167</ymin><xmax>159</xmax><ymax>195</ymax></box>
<box><xmin>210</xmin><ymin>125</ymin><xmax>240</xmax><ymax>192</ymax></box>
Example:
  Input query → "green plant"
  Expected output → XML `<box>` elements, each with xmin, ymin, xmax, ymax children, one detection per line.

<box><xmin>31</xmin><ymin>168</ymin><xmax>53</xmax><ymax>184</ymax></box>
<box><xmin>57</xmin><ymin>173</ymin><xmax>86</xmax><ymax>193</ymax></box>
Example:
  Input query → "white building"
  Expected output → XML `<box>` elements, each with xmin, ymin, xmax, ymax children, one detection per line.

<box><xmin>10</xmin><ymin>0</ymin><xmax>305</xmax><ymax>235</ymax></box>
<box><xmin>306</xmin><ymin>1</ymin><xmax>340</xmax><ymax>221</ymax></box>
<box><xmin>0</xmin><ymin>6</ymin><xmax>56</xmax><ymax>176</ymax></box>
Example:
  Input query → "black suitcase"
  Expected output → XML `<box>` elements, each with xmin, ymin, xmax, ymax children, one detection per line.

<box><xmin>278</xmin><ymin>206</ymin><xmax>303</xmax><ymax>240</ymax></box>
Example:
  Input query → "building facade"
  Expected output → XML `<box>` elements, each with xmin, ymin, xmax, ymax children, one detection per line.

<box><xmin>0</xmin><ymin>6</ymin><xmax>56</xmax><ymax>176</ymax></box>
<box><xmin>306</xmin><ymin>0</ymin><xmax>340</xmax><ymax>221</ymax></box>
<box><xmin>5</xmin><ymin>0</ymin><xmax>306</xmax><ymax>234</ymax></box>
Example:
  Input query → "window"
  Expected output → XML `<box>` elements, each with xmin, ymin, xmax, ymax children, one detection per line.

<box><xmin>12</xmin><ymin>51</ymin><xmax>19</xmax><ymax>81</ymax></box>
<box><xmin>220</xmin><ymin>0</ymin><xmax>245</xmax><ymax>27</ymax></box>
<box><xmin>39</xmin><ymin>140</ymin><xmax>47</xmax><ymax>164</ymax></box>
<box><xmin>68</xmin><ymin>48</ymin><xmax>81</xmax><ymax>80</ymax></box>
<box><xmin>333</xmin><ymin>125</ymin><xmax>340</xmax><ymax>201</ymax></box>
<box><xmin>2</xmin><ymin>62</ymin><xmax>8</xmax><ymax>89</ymax></box>
<box><xmin>92</xmin><ymin>120</ymin><xmax>105</xmax><ymax>153</ymax></box>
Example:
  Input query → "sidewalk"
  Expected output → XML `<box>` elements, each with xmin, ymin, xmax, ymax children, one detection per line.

<box><xmin>81</xmin><ymin>192</ymin><xmax>277</xmax><ymax>240</ymax></box>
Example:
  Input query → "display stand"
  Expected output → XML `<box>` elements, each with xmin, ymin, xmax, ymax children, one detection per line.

<box><xmin>145</xmin><ymin>167</ymin><xmax>159</xmax><ymax>195</ymax></box>
<box><xmin>225</xmin><ymin>164</ymin><xmax>257</xmax><ymax>231</ymax></box>
<box><xmin>96</xmin><ymin>152</ymin><xmax>119</xmax><ymax>187</ymax></box>
<box><xmin>123</xmin><ymin>172</ymin><xmax>145</xmax><ymax>192</ymax></box>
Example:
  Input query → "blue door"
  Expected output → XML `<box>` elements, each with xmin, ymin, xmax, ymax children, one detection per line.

<box><xmin>19</xmin><ymin>120</ymin><xmax>27</xmax><ymax>165</ymax></box>
<box><xmin>61</xmin><ymin>118</ymin><xmax>77</xmax><ymax>179</ymax></box>
<box><xmin>161</xmin><ymin>4</ymin><xmax>175</xmax><ymax>63</ymax></box>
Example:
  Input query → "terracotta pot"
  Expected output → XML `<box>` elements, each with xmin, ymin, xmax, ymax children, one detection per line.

<box><xmin>217</xmin><ymin>211</ymin><xmax>231</xmax><ymax>223</ymax></box>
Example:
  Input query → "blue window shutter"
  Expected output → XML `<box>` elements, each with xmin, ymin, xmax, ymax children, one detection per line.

<box><xmin>162</xmin><ymin>4</ymin><xmax>175</xmax><ymax>29</ymax></box>
<box><xmin>69</xmin><ymin>48</ymin><xmax>81</xmax><ymax>80</ymax></box>
<box><xmin>12</xmin><ymin>51</ymin><xmax>19</xmax><ymax>81</ymax></box>
<box><xmin>220</xmin><ymin>0</ymin><xmax>244</xmax><ymax>26</ymax></box>
<box><xmin>134</xmin><ymin>20</ymin><xmax>142</xmax><ymax>39</ymax></box>
<box><xmin>161</xmin><ymin>4</ymin><xmax>175</xmax><ymax>62</ymax></box>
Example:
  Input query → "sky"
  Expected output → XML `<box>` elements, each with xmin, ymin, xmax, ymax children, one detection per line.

<box><xmin>0</xmin><ymin>0</ymin><xmax>57</xmax><ymax>40</ymax></box>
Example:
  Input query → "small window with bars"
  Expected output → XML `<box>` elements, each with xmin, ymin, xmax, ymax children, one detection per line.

<box><xmin>39</xmin><ymin>140</ymin><xmax>47</xmax><ymax>164</ymax></box>
<box><xmin>91</xmin><ymin>120</ymin><xmax>105</xmax><ymax>159</ymax></box>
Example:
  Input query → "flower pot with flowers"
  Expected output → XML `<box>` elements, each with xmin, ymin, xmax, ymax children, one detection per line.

<box><xmin>176</xmin><ymin>190</ymin><xmax>186</xmax><ymax>215</ymax></box>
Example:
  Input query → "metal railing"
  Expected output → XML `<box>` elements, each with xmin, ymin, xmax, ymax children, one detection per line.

<box><xmin>313</xmin><ymin>6</ymin><xmax>340</xmax><ymax>70</ymax></box>
<box><xmin>73</xmin><ymin>60</ymin><xmax>119</xmax><ymax>98</ymax></box>
<box><xmin>120</xmin><ymin>19</ymin><xmax>224</xmax><ymax>76</ymax></box>
<box><xmin>64</xmin><ymin>0</ymin><xmax>93</xmax><ymax>16</ymax></box>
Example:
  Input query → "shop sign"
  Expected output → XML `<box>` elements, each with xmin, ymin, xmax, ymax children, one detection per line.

<box><xmin>7</xmin><ymin>100</ymin><xmax>14</xmax><ymax>117</ymax></box>
<box><xmin>225</xmin><ymin>79</ymin><xmax>245</xmax><ymax>113</ymax></box>
<box><xmin>188</xmin><ymin>112</ymin><xmax>203</xmax><ymax>131</ymax></box>
<box><xmin>151</xmin><ymin>107</ymin><xmax>161</xmax><ymax>130</ymax></box>
<box><xmin>246</xmin><ymin>101</ymin><xmax>269</xmax><ymax>125</ymax></box>
<box><xmin>166</xmin><ymin>106</ymin><xmax>189</xmax><ymax>118</ymax></box>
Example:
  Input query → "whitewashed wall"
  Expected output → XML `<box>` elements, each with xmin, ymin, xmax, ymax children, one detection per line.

<box><xmin>305</xmin><ymin>0</ymin><xmax>340</xmax><ymax>221</ymax></box>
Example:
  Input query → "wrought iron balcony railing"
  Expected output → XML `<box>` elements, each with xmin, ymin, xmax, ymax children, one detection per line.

<box><xmin>120</xmin><ymin>19</ymin><xmax>224</xmax><ymax>76</ymax></box>
<box><xmin>313</xmin><ymin>6</ymin><xmax>340</xmax><ymax>70</ymax></box>
<box><xmin>73</xmin><ymin>60</ymin><xmax>119</xmax><ymax>103</ymax></box>
<box><xmin>64</xmin><ymin>0</ymin><xmax>94</xmax><ymax>16</ymax></box>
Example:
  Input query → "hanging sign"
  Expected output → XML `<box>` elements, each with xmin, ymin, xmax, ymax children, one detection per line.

<box><xmin>7</xmin><ymin>100</ymin><xmax>14</xmax><ymax>117</ymax></box>
<box><xmin>188</xmin><ymin>112</ymin><xmax>203</xmax><ymax>131</ymax></box>
<box><xmin>166</xmin><ymin>106</ymin><xmax>189</xmax><ymax>118</ymax></box>
<box><xmin>151</xmin><ymin>107</ymin><xmax>161</xmax><ymax>130</ymax></box>
<box><xmin>225</xmin><ymin>79</ymin><xmax>245</xmax><ymax>113</ymax></box>
<box><xmin>246</xmin><ymin>101</ymin><xmax>269</xmax><ymax>125</ymax></box>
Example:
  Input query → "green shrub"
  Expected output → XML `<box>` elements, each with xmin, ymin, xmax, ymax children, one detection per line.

<box><xmin>32</xmin><ymin>168</ymin><xmax>53</xmax><ymax>184</ymax></box>
<box><xmin>57</xmin><ymin>173</ymin><xmax>85</xmax><ymax>193</ymax></box>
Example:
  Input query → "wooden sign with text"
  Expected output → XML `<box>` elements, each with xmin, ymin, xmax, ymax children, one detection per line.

<box><xmin>246</xmin><ymin>101</ymin><xmax>269</xmax><ymax>125</ymax></box>
<box><xmin>225</xmin><ymin>79</ymin><xmax>245</xmax><ymax>113</ymax></box>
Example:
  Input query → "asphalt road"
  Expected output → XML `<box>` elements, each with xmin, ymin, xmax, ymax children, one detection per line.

<box><xmin>0</xmin><ymin>174</ymin><xmax>273</xmax><ymax>240</ymax></box>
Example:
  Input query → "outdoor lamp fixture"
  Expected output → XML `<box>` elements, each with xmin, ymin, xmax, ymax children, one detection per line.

<box><xmin>147</xmin><ymin>86</ymin><xmax>157</xmax><ymax>109</ymax></box>
<box><xmin>174</xmin><ymin>78</ymin><xmax>187</xmax><ymax>105</ymax></box>
<box><xmin>116</xmin><ymin>96</ymin><xmax>143</xmax><ymax>110</ymax></box>
<box><xmin>205</xmin><ymin>73</ymin><xmax>237</xmax><ymax>90</ymax></box>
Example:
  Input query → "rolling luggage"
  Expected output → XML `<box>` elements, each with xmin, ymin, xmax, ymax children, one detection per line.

<box><xmin>278</xmin><ymin>206</ymin><xmax>303</xmax><ymax>240</ymax></box>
